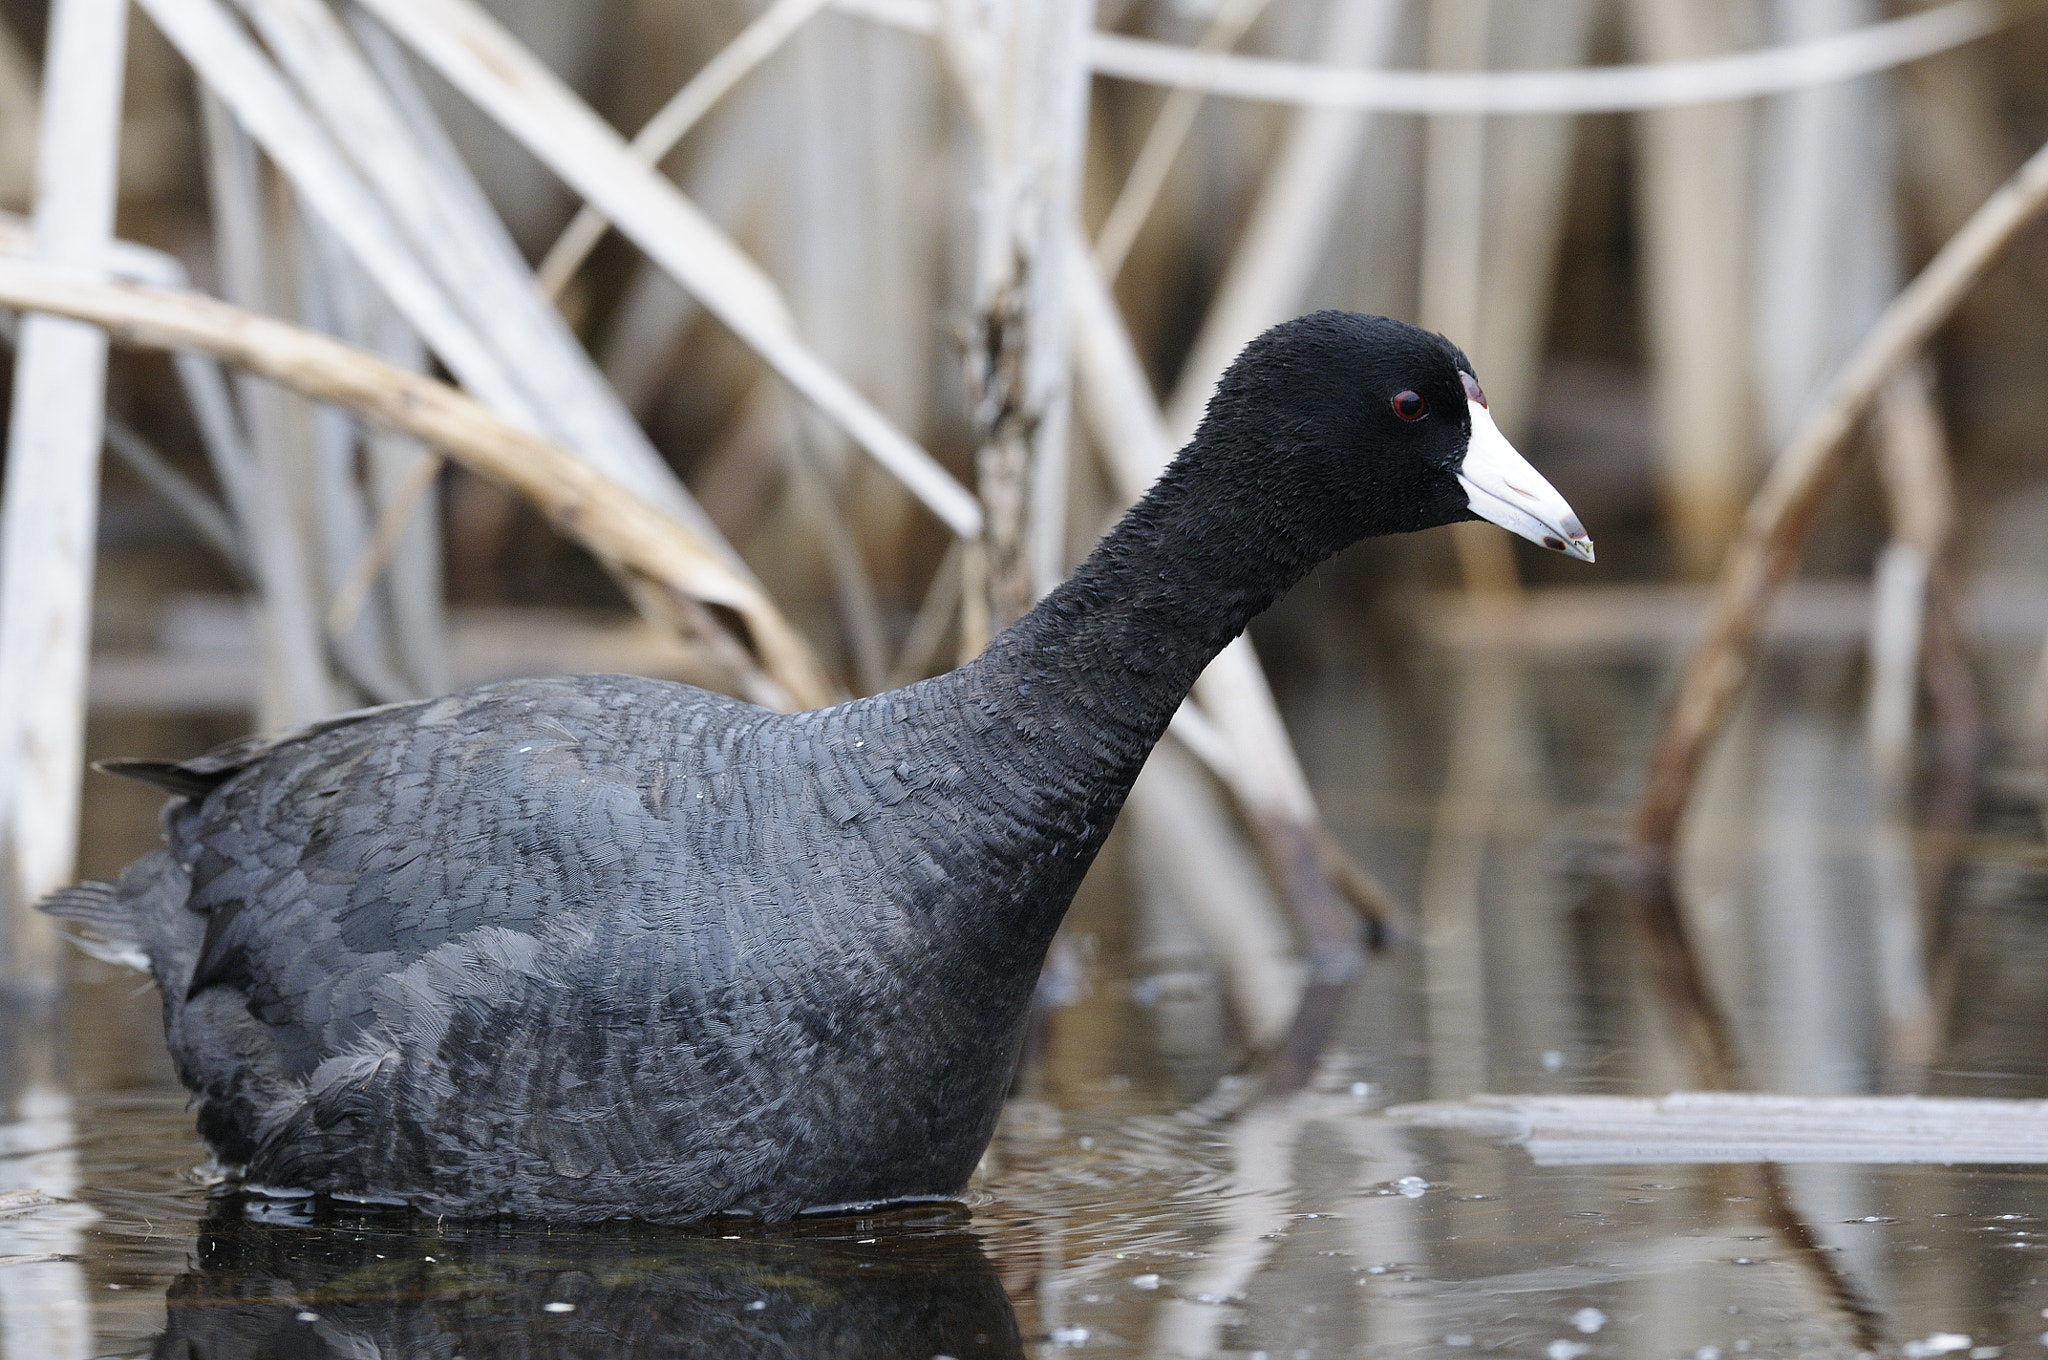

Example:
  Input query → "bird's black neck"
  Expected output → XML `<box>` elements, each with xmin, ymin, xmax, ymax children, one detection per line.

<box><xmin>951</xmin><ymin>438</ymin><xmax>1327</xmax><ymax>827</ymax></box>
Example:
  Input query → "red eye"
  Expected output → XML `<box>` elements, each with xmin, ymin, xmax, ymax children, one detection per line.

<box><xmin>1391</xmin><ymin>391</ymin><xmax>1427</xmax><ymax>421</ymax></box>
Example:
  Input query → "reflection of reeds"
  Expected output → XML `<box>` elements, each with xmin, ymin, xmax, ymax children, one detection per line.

<box><xmin>1630</xmin><ymin>131</ymin><xmax>2048</xmax><ymax>1090</ymax></box>
<box><xmin>0</xmin><ymin>0</ymin><xmax>132</xmax><ymax>997</ymax></box>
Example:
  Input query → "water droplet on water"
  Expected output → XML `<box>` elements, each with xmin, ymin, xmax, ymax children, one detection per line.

<box><xmin>1051</xmin><ymin>1324</ymin><xmax>1090</xmax><ymax>1345</ymax></box>
<box><xmin>1572</xmin><ymin>1307</ymin><xmax>1607</xmax><ymax>1334</ymax></box>
<box><xmin>1395</xmin><ymin>1176</ymin><xmax>1427</xmax><ymax>1198</ymax></box>
<box><xmin>1546</xmin><ymin>1340</ymin><xmax>1589</xmax><ymax>1360</ymax></box>
<box><xmin>1132</xmin><ymin>1273</ymin><xmax>1161</xmax><ymax>1290</ymax></box>
<box><xmin>543</xmin><ymin>1302</ymin><xmax>575</xmax><ymax>1314</ymax></box>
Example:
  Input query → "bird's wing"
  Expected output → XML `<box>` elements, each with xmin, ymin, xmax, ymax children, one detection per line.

<box><xmin>162</xmin><ymin>676</ymin><xmax>752</xmax><ymax>1079</ymax></box>
<box><xmin>96</xmin><ymin>701</ymin><xmax>423</xmax><ymax>799</ymax></box>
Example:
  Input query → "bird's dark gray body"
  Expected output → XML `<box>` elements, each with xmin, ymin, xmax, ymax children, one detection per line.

<box><xmin>68</xmin><ymin>656</ymin><xmax>1134</xmax><ymax>1222</ymax></box>
<box><xmin>49</xmin><ymin>312</ymin><xmax>1591</xmax><ymax>1223</ymax></box>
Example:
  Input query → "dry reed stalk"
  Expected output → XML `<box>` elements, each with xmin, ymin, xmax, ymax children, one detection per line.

<box><xmin>774</xmin><ymin>19</ymin><xmax>936</xmax><ymax>686</ymax></box>
<box><xmin>0</xmin><ymin>213</ymin><xmax>280</xmax><ymax>606</ymax></box>
<box><xmin>353</xmin><ymin>0</ymin><xmax>983</xmax><ymax>540</ymax></box>
<box><xmin>313</xmin><ymin>227</ymin><xmax>449</xmax><ymax>694</ymax></box>
<box><xmin>241</xmin><ymin>0</ymin><xmax>724</xmax><ymax>545</ymax></box>
<box><xmin>946</xmin><ymin>0</ymin><xmax>1095</xmax><ymax>623</ymax></box>
<box><xmin>887</xmin><ymin>538</ymin><xmax>964</xmax><ymax>688</ymax></box>
<box><xmin>535</xmin><ymin>0</ymin><xmax>835</xmax><ymax>301</ymax></box>
<box><xmin>1626</xmin><ymin>0</ymin><xmax>1757</xmax><ymax>578</ymax></box>
<box><xmin>1867</xmin><ymin>369</ymin><xmax>1950</xmax><ymax>1069</ymax></box>
<box><xmin>588</xmin><ymin>96</ymin><xmax>769</xmax><ymax>420</ymax></box>
<box><xmin>1420</xmin><ymin>0</ymin><xmax>1490</xmax><ymax>359</ymax></box>
<box><xmin>842</xmin><ymin>0</ymin><xmax>2005</xmax><ymax>112</ymax></box>
<box><xmin>1467</xmin><ymin>0</ymin><xmax>1597</xmax><ymax>431</ymax></box>
<box><xmin>172</xmin><ymin>0</ymin><xmax>720</xmax><ymax>696</ymax></box>
<box><xmin>1080</xmin><ymin>0</ymin><xmax>2003</xmax><ymax>113</ymax></box>
<box><xmin>1632</xmin><ymin>131</ymin><xmax>2048</xmax><ymax>869</ymax></box>
<box><xmin>1068</xmin><ymin>255</ymin><xmax>1332</xmax><ymax>1062</ymax></box>
<box><xmin>955</xmin><ymin>537</ymin><xmax>990</xmax><ymax>664</ymax></box>
<box><xmin>0</xmin><ymin>18</ymin><xmax>34</xmax><ymax>209</ymax></box>
<box><xmin>0</xmin><ymin>293</ymin><xmax>246</xmax><ymax>571</ymax></box>
<box><xmin>0</xmin><ymin>260</ymin><xmax>840</xmax><ymax>711</ymax></box>
<box><xmin>1754</xmin><ymin>2</ymin><xmax>1905</xmax><ymax>459</ymax></box>
<box><xmin>4</xmin><ymin>216</ymin><xmax>290</xmax><ymax>673</ymax></box>
<box><xmin>198</xmin><ymin>94</ymin><xmax>339</xmax><ymax>726</ymax></box>
<box><xmin>297</xmin><ymin>216</ymin><xmax>418</xmax><ymax>706</ymax></box>
<box><xmin>327</xmin><ymin>445</ymin><xmax>443</xmax><ymax>640</ymax></box>
<box><xmin>1126</xmin><ymin>742</ymin><xmax>1304</xmax><ymax>1051</ymax></box>
<box><xmin>786</xmin><ymin>419</ymin><xmax>892</xmax><ymax>694</ymax></box>
<box><xmin>0</xmin><ymin>0</ymin><xmax>129</xmax><ymax>996</ymax></box>
<box><xmin>1161</xmin><ymin>0</ymin><xmax>1402</xmax><ymax>442</ymax></box>
<box><xmin>101</xmin><ymin>416</ymin><xmax>246</xmax><ymax>569</ymax></box>
<box><xmin>147</xmin><ymin>0</ymin><xmax>548</xmax><ymax>436</ymax></box>
<box><xmin>1090</xmin><ymin>0</ymin><xmax>1273</xmax><ymax>283</ymax></box>
<box><xmin>72</xmin><ymin>604</ymin><xmax>733</xmax><ymax>710</ymax></box>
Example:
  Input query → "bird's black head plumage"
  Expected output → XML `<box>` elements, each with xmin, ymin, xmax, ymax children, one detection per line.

<box><xmin>1188</xmin><ymin>310</ymin><xmax>1483</xmax><ymax>560</ymax></box>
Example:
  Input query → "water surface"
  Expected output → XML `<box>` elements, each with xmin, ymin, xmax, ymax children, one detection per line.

<box><xmin>11</xmin><ymin>622</ymin><xmax>2048</xmax><ymax>1358</ymax></box>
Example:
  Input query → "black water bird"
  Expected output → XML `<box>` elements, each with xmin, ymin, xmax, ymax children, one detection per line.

<box><xmin>49</xmin><ymin>312</ymin><xmax>1592</xmax><ymax>1223</ymax></box>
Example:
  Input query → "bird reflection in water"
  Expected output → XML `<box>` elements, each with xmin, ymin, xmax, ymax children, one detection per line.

<box><xmin>153</xmin><ymin>1198</ymin><xmax>1023</xmax><ymax>1359</ymax></box>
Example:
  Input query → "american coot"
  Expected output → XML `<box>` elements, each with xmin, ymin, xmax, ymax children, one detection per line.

<box><xmin>48</xmin><ymin>312</ymin><xmax>1590</xmax><ymax>1223</ymax></box>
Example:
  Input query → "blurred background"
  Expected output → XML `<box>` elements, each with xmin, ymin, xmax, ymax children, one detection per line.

<box><xmin>3</xmin><ymin>0</ymin><xmax>2048</xmax><ymax>1354</ymax></box>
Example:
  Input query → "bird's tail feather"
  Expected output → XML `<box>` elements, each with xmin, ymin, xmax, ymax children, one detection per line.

<box><xmin>40</xmin><ymin>880</ymin><xmax>153</xmax><ymax>972</ymax></box>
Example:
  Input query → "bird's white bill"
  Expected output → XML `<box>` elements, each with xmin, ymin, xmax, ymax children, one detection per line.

<box><xmin>1456</xmin><ymin>401</ymin><xmax>1595</xmax><ymax>562</ymax></box>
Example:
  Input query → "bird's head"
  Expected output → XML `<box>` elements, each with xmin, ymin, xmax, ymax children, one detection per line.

<box><xmin>1197</xmin><ymin>311</ymin><xmax>1594</xmax><ymax>564</ymax></box>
